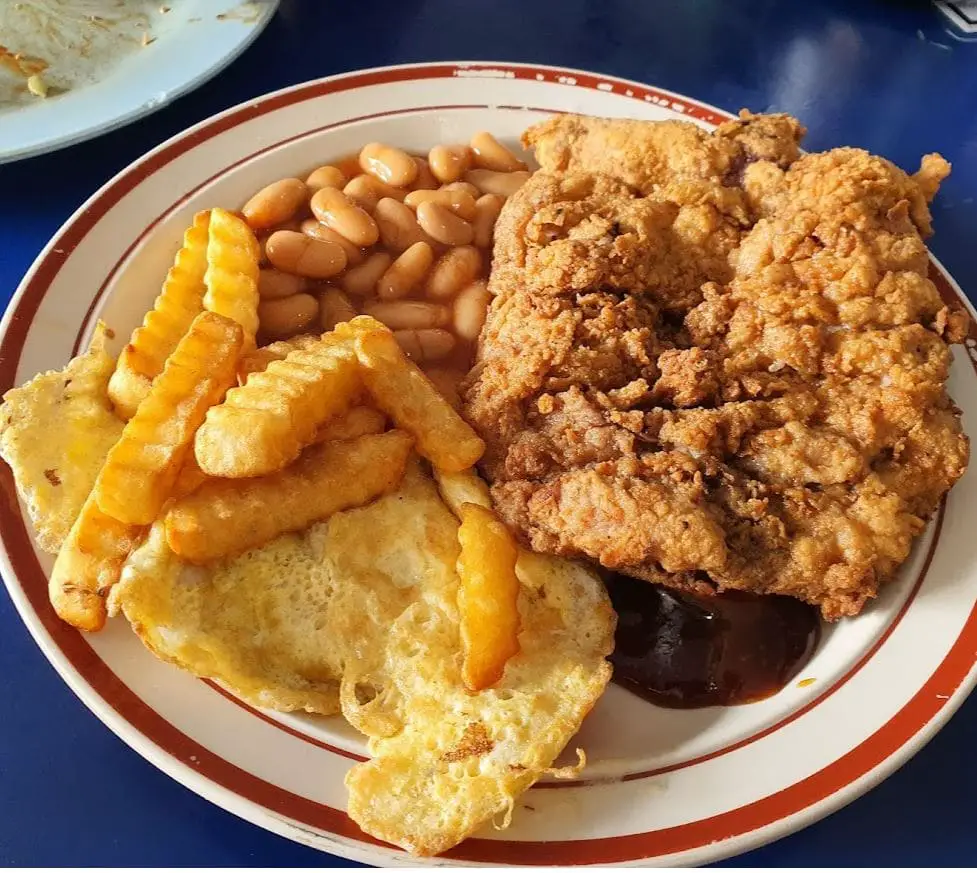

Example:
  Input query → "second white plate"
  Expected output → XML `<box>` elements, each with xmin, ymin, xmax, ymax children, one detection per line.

<box><xmin>0</xmin><ymin>0</ymin><xmax>279</xmax><ymax>164</ymax></box>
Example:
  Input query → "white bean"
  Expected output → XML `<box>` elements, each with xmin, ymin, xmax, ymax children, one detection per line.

<box><xmin>305</xmin><ymin>165</ymin><xmax>347</xmax><ymax>191</ymax></box>
<box><xmin>310</xmin><ymin>187</ymin><xmax>379</xmax><ymax>247</ymax></box>
<box><xmin>411</xmin><ymin>157</ymin><xmax>439</xmax><ymax>190</ymax></box>
<box><xmin>343</xmin><ymin>174</ymin><xmax>406</xmax><ymax>211</ymax></box>
<box><xmin>340</xmin><ymin>251</ymin><xmax>392</xmax><ymax>297</ymax></box>
<box><xmin>265</xmin><ymin>230</ymin><xmax>347</xmax><ymax>278</ymax></box>
<box><xmin>404</xmin><ymin>188</ymin><xmax>477</xmax><ymax>220</ymax></box>
<box><xmin>258</xmin><ymin>268</ymin><xmax>307</xmax><ymax>300</ymax></box>
<box><xmin>465</xmin><ymin>169</ymin><xmax>532</xmax><ymax>197</ymax></box>
<box><xmin>425</xmin><ymin>246</ymin><xmax>483</xmax><ymax>300</ymax></box>
<box><xmin>394</xmin><ymin>328</ymin><xmax>456</xmax><ymax>362</ymax></box>
<box><xmin>363</xmin><ymin>301</ymin><xmax>450</xmax><ymax>330</ymax></box>
<box><xmin>416</xmin><ymin>201</ymin><xmax>474</xmax><ymax>246</ymax></box>
<box><xmin>376</xmin><ymin>242</ymin><xmax>434</xmax><ymax>300</ymax></box>
<box><xmin>470</xmin><ymin>131</ymin><xmax>527</xmax><ymax>172</ymax></box>
<box><xmin>440</xmin><ymin>181</ymin><xmax>481</xmax><ymax>199</ymax></box>
<box><xmin>428</xmin><ymin>145</ymin><xmax>473</xmax><ymax>184</ymax></box>
<box><xmin>472</xmin><ymin>193</ymin><xmax>505</xmax><ymax>249</ymax></box>
<box><xmin>359</xmin><ymin>142</ymin><xmax>418</xmax><ymax>187</ymax></box>
<box><xmin>453</xmin><ymin>280</ymin><xmax>491</xmax><ymax>341</ymax></box>
<box><xmin>259</xmin><ymin>293</ymin><xmax>319</xmax><ymax>338</ymax></box>
<box><xmin>242</xmin><ymin>178</ymin><xmax>309</xmax><ymax>230</ymax></box>
<box><xmin>319</xmin><ymin>286</ymin><xmax>358</xmax><ymax>331</ymax></box>
<box><xmin>300</xmin><ymin>219</ymin><xmax>366</xmax><ymax>266</ymax></box>
<box><xmin>374</xmin><ymin>197</ymin><xmax>433</xmax><ymax>252</ymax></box>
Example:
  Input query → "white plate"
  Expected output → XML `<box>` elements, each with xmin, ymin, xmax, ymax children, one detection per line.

<box><xmin>0</xmin><ymin>0</ymin><xmax>278</xmax><ymax>164</ymax></box>
<box><xmin>2</xmin><ymin>62</ymin><xmax>976</xmax><ymax>867</ymax></box>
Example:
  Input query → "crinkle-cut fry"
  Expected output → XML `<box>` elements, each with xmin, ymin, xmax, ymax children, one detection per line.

<box><xmin>435</xmin><ymin>467</ymin><xmax>493</xmax><ymax>518</ymax></box>
<box><xmin>94</xmin><ymin>312</ymin><xmax>244</xmax><ymax>525</ymax></box>
<box><xmin>171</xmin><ymin>452</ymin><xmax>210</xmax><ymax>500</ymax></box>
<box><xmin>313</xmin><ymin>405</ymin><xmax>386</xmax><ymax>443</ymax></box>
<box><xmin>194</xmin><ymin>332</ymin><xmax>361</xmax><ymax>478</ymax></box>
<box><xmin>50</xmin><ymin>492</ymin><xmax>146</xmax><ymax>631</ymax></box>
<box><xmin>236</xmin><ymin>334</ymin><xmax>320</xmax><ymax>383</ymax></box>
<box><xmin>166</xmin><ymin>430</ymin><xmax>413</xmax><ymax>563</ymax></box>
<box><xmin>108</xmin><ymin>211</ymin><xmax>210</xmax><ymax>418</ymax></box>
<box><xmin>203</xmin><ymin>208</ymin><xmax>260</xmax><ymax>349</ymax></box>
<box><xmin>339</xmin><ymin>316</ymin><xmax>485</xmax><ymax>472</ymax></box>
<box><xmin>456</xmin><ymin>502</ymin><xmax>521</xmax><ymax>691</ymax></box>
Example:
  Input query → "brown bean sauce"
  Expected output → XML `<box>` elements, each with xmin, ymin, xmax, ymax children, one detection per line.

<box><xmin>605</xmin><ymin>574</ymin><xmax>821</xmax><ymax>708</ymax></box>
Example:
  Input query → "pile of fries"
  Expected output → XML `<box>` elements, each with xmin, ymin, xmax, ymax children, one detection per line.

<box><xmin>50</xmin><ymin>207</ymin><xmax>522</xmax><ymax>691</ymax></box>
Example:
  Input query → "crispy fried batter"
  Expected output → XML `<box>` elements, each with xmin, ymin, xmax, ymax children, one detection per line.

<box><xmin>524</xmin><ymin>110</ymin><xmax>805</xmax><ymax>193</ymax></box>
<box><xmin>464</xmin><ymin>113</ymin><xmax>969</xmax><ymax>619</ymax></box>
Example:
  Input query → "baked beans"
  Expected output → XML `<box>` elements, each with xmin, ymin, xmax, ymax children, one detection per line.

<box><xmin>404</xmin><ymin>188</ymin><xmax>477</xmax><ymax>220</ymax></box>
<box><xmin>343</xmin><ymin>174</ymin><xmax>406</xmax><ymax>211</ymax></box>
<box><xmin>441</xmin><ymin>180</ymin><xmax>481</xmax><ymax>199</ymax></box>
<box><xmin>258</xmin><ymin>293</ymin><xmax>319</xmax><ymax>338</ymax></box>
<box><xmin>258</xmin><ymin>268</ymin><xmax>307</xmax><ymax>300</ymax></box>
<box><xmin>394</xmin><ymin>328</ymin><xmax>457</xmax><ymax>362</ymax></box>
<box><xmin>359</xmin><ymin>143</ymin><xmax>418</xmax><ymax>187</ymax></box>
<box><xmin>341</xmin><ymin>251</ymin><xmax>393</xmax><ymax>298</ymax></box>
<box><xmin>470</xmin><ymin>132</ymin><xmax>527</xmax><ymax>173</ymax></box>
<box><xmin>412</xmin><ymin>157</ymin><xmax>440</xmax><ymax>190</ymax></box>
<box><xmin>242</xmin><ymin>178</ymin><xmax>308</xmax><ymax>230</ymax></box>
<box><xmin>310</xmin><ymin>187</ymin><xmax>379</xmax><ymax>248</ymax></box>
<box><xmin>416</xmin><ymin>201</ymin><xmax>474</xmax><ymax>246</ymax></box>
<box><xmin>425</xmin><ymin>246</ymin><xmax>482</xmax><ymax>300</ymax></box>
<box><xmin>242</xmin><ymin>133</ymin><xmax>528</xmax><ymax>398</ymax></box>
<box><xmin>319</xmin><ymin>286</ymin><xmax>358</xmax><ymax>331</ymax></box>
<box><xmin>375</xmin><ymin>197</ymin><xmax>433</xmax><ymax>252</ymax></box>
<box><xmin>265</xmin><ymin>230</ymin><xmax>347</xmax><ymax>279</ymax></box>
<box><xmin>465</xmin><ymin>168</ymin><xmax>532</xmax><ymax>197</ymax></box>
<box><xmin>453</xmin><ymin>280</ymin><xmax>492</xmax><ymax>341</ymax></box>
<box><xmin>363</xmin><ymin>301</ymin><xmax>450</xmax><ymax>330</ymax></box>
<box><xmin>376</xmin><ymin>242</ymin><xmax>434</xmax><ymax>301</ymax></box>
<box><xmin>472</xmin><ymin>194</ymin><xmax>505</xmax><ymax>249</ymax></box>
<box><xmin>305</xmin><ymin>165</ymin><xmax>347</xmax><ymax>191</ymax></box>
<box><xmin>428</xmin><ymin>145</ymin><xmax>473</xmax><ymax>184</ymax></box>
<box><xmin>300</xmin><ymin>219</ymin><xmax>366</xmax><ymax>266</ymax></box>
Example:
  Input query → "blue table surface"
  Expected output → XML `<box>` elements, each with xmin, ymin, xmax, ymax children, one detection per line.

<box><xmin>2</xmin><ymin>0</ymin><xmax>977</xmax><ymax>866</ymax></box>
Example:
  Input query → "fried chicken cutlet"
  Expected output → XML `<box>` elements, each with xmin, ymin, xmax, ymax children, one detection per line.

<box><xmin>463</xmin><ymin>112</ymin><xmax>969</xmax><ymax>619</ymax></box>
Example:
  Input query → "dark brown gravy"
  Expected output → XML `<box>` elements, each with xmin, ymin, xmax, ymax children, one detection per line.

<box><xmin>605</xmin><ymin>574</ymin><xmax>821</xmax><ymax>708</ymax></box>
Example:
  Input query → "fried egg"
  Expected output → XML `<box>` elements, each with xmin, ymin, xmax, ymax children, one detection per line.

<box><xmin>0</xmin><ymin>323</ymin><xmax>124</xmax><ymax>553</ymax></box>
<box><xmin>110</xmin><ymin>460</ymin><xmax>615</xmax><ymax>854</ymax></box>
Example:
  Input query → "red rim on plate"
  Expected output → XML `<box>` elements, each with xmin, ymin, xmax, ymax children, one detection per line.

<box><xmin>1</xmin><ymin>63</ymin><xmax>976</xmax><ymax>866</ymax></box>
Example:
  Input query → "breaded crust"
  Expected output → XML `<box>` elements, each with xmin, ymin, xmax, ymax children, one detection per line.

<box><xmin>464</xmin><ymin>113</ymin><xmax>969</xmax><ymax>619</ymax></box>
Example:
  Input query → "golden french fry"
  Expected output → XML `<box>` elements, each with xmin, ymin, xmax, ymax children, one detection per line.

<box><xmin>171</xmin><ymin>451</ymin><xmax>210</xmax><ymax>500</ymax></box>
<box><xmin>95</xmin><ymin>312</ymin><xmax>244</xmax><ymax>525</ymax></box>
<box><xmin>194</xmin><ymin>333</ymin><xmax>361</xmax><ymax>478</ymax></box>
<box><xmin>456</xmin><ymin>502</ymin><xmax>521</xmax><ymax>691</ymax></box>
<box><xmin>108</xmin><ymin>211</ymin><xmax>211</xmax><ymax>418</ymax></box>
<box><xmin>313</xmin><ymin>405</ymin><xmax>386</xmax><ymax>443</ymax></box>
<box><xmin>236</xmin><ymin>334</ymin><xmax>320</xmax><ymax>383</ymax></box>
<box><xmin>435</xmin><ymin>467</ymin><xmax>492</xmax><ymax>518</ymax></box>
<box><xmin>167</xmin><ymin>430</ymin><xmax>413</xmax><ymax>562</ymax></box>
<box><xmin>203</xmin><ymin>208</ymin><xmax>260</xmax><ymax>348</ymax></box>
<box><xmin>49</xmin><ymin>492</ymin><xmax>146</xmax><ymax>631</ymax></box>
<box><xmin>340</xmin><ymin>316</ymin><xmax>485</xmax><ymax>472</ymax></box>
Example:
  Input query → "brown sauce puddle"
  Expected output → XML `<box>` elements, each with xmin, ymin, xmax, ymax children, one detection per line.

<box><xmin>605</xmin><ymin>573</ymin><xmax>822</xmax><ymax>708</ymax></box>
